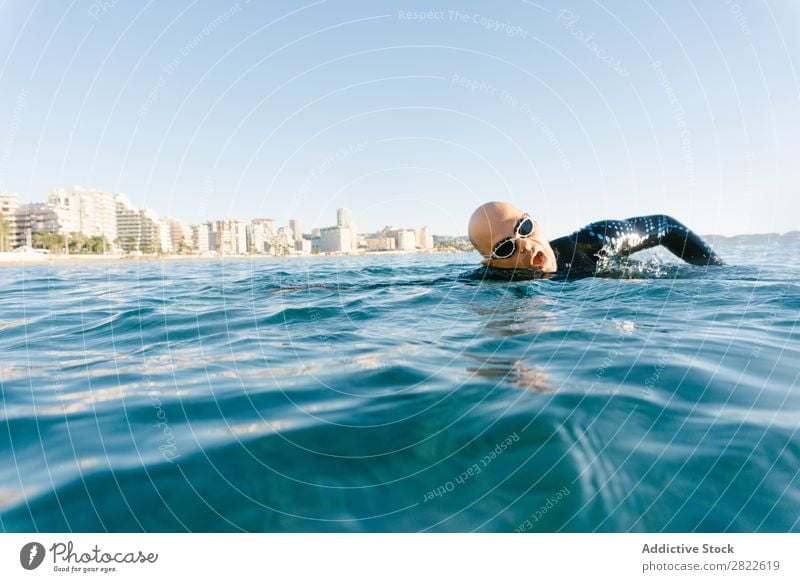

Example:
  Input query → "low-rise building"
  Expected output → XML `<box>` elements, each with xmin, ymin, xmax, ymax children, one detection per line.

<box><xmin>319</xmin><ymin>225</ymin><xmax>352</xmax><ymax>253</ymax></box>
<box><xmin>294</xmin><ymin>238</ymin><xmax>311</xmax><ymax>254</ymax></box>
<box><xmin>382</xmin><ymin>228</ymin><xmax>416</xmax><ymax>251</ymax></box>
<box><xmin>365</xmin><ymin>236</ymin><xmax>396</xmax><ymax>251</ymax></box>
<box><xmin>15</xmin><ymin>203</ymin><xmax>62</xmax><ymax>248</ymax></box>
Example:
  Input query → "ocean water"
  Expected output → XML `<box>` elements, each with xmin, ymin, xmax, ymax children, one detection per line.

<box><xmin>1</xmin><ymin>244</ymin><xmax>799</xmax><ymax>532</ymax></box>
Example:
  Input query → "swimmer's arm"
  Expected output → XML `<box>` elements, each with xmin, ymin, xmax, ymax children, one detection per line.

<box><xmin>572</xmin><ymin>215</ymin><xmax>725</xmax><ymax>265</ymax></box>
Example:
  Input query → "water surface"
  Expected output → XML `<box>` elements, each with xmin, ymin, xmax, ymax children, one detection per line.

<box><xmin>1</xmin><ymin>244</ymin><xmax>798</xmax><ymax>531</ymax></box>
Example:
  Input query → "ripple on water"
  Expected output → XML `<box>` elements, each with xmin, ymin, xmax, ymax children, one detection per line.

<box><xmin>1</xmin><ymin>250</ymin><xmax>798</xmax><ymax>531</ymax></box>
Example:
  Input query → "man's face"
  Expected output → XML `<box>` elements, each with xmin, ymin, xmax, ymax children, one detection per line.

<box><xmin>468</xmin><ymin>202</ymin><xmax>558</xmax><ymax>272</ymax></box>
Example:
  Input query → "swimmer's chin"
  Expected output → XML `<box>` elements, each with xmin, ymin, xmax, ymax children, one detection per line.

<box><xmin>485</xmin><ymin>263</ymin><xmax>542</xmax><ymax>272</ymax></box>
<box><xmin>491</xmin><ymin>260</ymin><xmax>557</xmax><ymax>273</ymax></box>
<box><xmin>483</xmin><ymin>251</ymin><xmax>556</xmax><ymax>272</ymax></box>
<box><xmin>484</xmin><ymin>264</ymin><xmax>553</xmax><ymax>279</ymax></box>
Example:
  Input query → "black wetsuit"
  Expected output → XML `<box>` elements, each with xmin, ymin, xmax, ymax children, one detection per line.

<box><xmin>469</xmin><ymin>214</ymin><xmax>724</xmax><ymax>281</ymax></box>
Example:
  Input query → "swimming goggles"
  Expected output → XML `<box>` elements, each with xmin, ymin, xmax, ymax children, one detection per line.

<box><xmin>485</xmin><ymin>214</ymin><xmax>535</xmax><ymax>259</ymax></box>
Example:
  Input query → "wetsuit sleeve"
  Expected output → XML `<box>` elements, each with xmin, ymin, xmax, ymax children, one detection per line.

<box><xmin>570</xmin><ymin>215</ymin><xmax>724</xmax><ymax>265</ymax></box>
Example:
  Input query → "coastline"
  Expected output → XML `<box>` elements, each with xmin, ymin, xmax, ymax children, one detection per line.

<box><xmin>0</xmin><ymin>249</ymin><xmax>464</xmax><ymax>266</ymax></box>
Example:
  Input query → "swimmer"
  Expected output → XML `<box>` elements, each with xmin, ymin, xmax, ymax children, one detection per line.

<box><xmin>467</xmin><ymin>201</ymin><xmax>724</xmax><ymax>278</ymax></box>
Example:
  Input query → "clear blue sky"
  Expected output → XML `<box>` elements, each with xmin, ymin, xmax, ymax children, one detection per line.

<box><xmin>0</xmin><ymin>0</ymin><xmax>798</xmax><ymax>236</ymax></box>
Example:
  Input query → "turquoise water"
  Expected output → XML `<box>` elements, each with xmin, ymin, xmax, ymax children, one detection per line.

<box><xmin>1</xmin><ymin>245</ymin><xmax>799</xmax><ymax>532</ymax></box>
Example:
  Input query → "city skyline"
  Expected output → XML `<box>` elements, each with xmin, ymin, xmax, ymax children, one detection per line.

<box><xmin>0</xmin><ymin>2</ymin><xmax>797</xmax><ymax>237</ymax></box>
<box><xmin>0</xmin><ymin>186</ymin><xmax>439</xmax><ymax>255</ymax></box>
<box><xmin>0</xmin><ymin>184</ymin><xmax>440</xmax><ymax>236</ymax></box>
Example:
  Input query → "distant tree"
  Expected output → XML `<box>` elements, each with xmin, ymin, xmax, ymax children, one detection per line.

<box><xmin>33</xmin><ymin>231</ymin><xmax>65</xmax><ymax>253</ymax></box>
<box><xmin>86</xmin><ymin>235</ymin><xmax>109</xmax><ymax>254</ymax></box>
<box><xmin>47</xmin><ymin>233</ymin><xmax>65</xmax><ymax>253</ymax></box>
<box><xmin>33</xmin><ymin>230</ymin><xmax>47</xmax><ymax>250</ymax></box>
<box><xmin>68</xmin><ymin>232</ymin><xmax>88</xmax><ymax>253</ymax></box>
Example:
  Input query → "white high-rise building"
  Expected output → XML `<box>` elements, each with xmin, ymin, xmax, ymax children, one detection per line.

<box><xmin>192</xmin><ymin>223</ymin><xmax>210</xmax><ymax>253</ymax></box>
<box><xmin>395</xmin><ymin>229</ymin><xmax>417</xmax><ymax>251</ymax></box>
<box><xmin>211</xmin><ymin>219</ymin><xmax>248</xmax><ymax>255</ymax></box>
<box><xmin>139</xmin><ymin>209</ymin><xmax>163</xmax><ymax>253</ymax></box>
<box><xmin>165</xmin><ymin>217</ymin><xmax>192</xmax><ymax>253</ymax></box>
<box><xmin>115</xmin><ymin>194</ymin><xmax>142</xmax><ymax>251</ymax></box>
<box><xmin>248</xmin><ymin>219</ymin><xmax>275</xmax><ymax>254</ymax></box>
<box><xmin>289</xmin><ymin>218</ymin><xmax>302</xmax><ymax>241</ymax></box>
<box><xmin>336</xmin><ymin>207</ymin><xmax>351</xmax><ymax>227</ymax></box>
<box><xmin>416</xmin><ymin>226</ymin><xmax>434</xmax><ymax>249</ymax></box>
<box><xmin>322</xmin><ymin>209</ymin><xmax>357</xmax><ymax>252</ymax></box>
<box><xmin>210</xmin><ymin>221</ymin><xmax>228</xmax><ymax>255</ymax></box>
<box><xmin>158</xmin><ymin>220</ymin><xmax>173</xmax><ymax>254</ymax></box>
<box><xmin>0</xmin><ymin>192</ymin><xmax>21</xmax><ymax>250</ymax></box>
<box><xmin>49</xmin><ymin>186</ymin><xmax>117</xmax><ymax>243</ymax></box>
<box><xmin>252</xmin><ymin>218</ymin><xmax>276</xmax><ymax>235</ymax></box>
<box><xmin>232</xmin><ymin>219</ymin><xmax>247</xmax><ymax>254</ymax></box>
<box><xmin>273</xmin><ymin>226</ymin><xmax>294</xmax><ymax>255</ymax></box>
